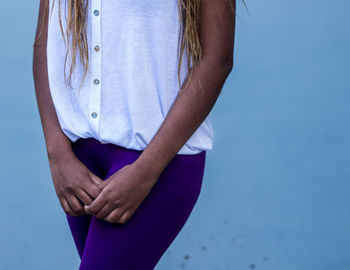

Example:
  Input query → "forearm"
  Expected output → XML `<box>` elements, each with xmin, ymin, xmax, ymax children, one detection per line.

<box><xmin>33</xmin><ymin>48</ymin><xmax>72</xmax><ymax>159</ymax></box>
<box><xmin>134</xmin><ymin>0</ymin><xmax>236</xmax><ymax>179</ymax></box>
<box><xmin>134</xmin><ymin>57</ymin><xmax>232</xmax><ymax>178</ymax></box>
<box><xmin>32</xmin><ymin>0</ymin><xmax>73</xmax><ymax>161</ymax></box>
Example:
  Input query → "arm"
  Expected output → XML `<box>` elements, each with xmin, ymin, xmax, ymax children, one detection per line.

<box><xmin>32</xmin><ymin>0</ymin><xmax>102</xmax><ymax>216</ymax></box>
<box><xmin>32</xmin><ymin>0</ymin><xmax>72</xmax><ymax>161</ymax></box>
<box><xmin>83</xmin><ymin>0</ymin><xmax>237</xmax><ymax>223</ymax></box>
<box><xmin>135</xmin><ymin>0</ymin><xmax>236</xmax><ymax>178</ymax></box>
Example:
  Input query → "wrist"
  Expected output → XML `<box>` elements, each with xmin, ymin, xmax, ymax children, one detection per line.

<box><xmin>133</xmin><ymin>153</ymin><xmax>164</xmax><ymax>180</ymax></box>
<box><xmin>46</xmin><ymin>138</ymin><xmax>74</xmax><ymax>163</ymax></box>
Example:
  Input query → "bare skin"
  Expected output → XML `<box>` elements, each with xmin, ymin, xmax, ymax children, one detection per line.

<box><xmin>33</xmin><ymin>0</ymin><xmax>235</xmax><ymax>224</ymax></box>
<box><xmin>33</xmin><ymin>0</ymin><xmax>103</xmax><ymax>217</ymax></box>
<box><xmin>84</xmin><ymin>0</ymin><xmax>236</xmax><ymax>223</ymax></box>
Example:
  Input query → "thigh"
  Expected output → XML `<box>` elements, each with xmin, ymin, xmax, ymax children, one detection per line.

<box><xmin>65</xmin><ymin>138</ymin><xmax>106</xmax><ymax>259</ymax></box>
<box><xmin>66</xmin><ymin>214</ymin><xmax>93</xmax><ymax>259</ymax></box>
<box><xmin>79</xmin><ymin>151</ymin><xmax>206</xmax><ymax>270</ymax></box>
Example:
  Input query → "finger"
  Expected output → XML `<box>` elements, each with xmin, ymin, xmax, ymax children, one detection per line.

<box><xmin>94</xmin><ymin>202</ymin><xmax>114</xmax><ymax>220</ymax></box>
<box><xmin>84</xmin><ymin>190</ymin><xmax>108</xmax><ymax>215</ymax></box>
<box><xmin>59</xmin><ymin>196</ymin><xmax>78</xmax><ymax>217</ymax></box>
<box><xmin>97</xmin><ymin>178</ymin><xmax>110</xmax><ymax>190</ymax></box>
<box><xmin>65</xmin><ymin>193</ymin><xmax>85</xmax><ymax>216</ymax></box>
<box><xmin>118</xmin><ymin>211</ymin><xmax>131</xmax><ymax>224</ymax></box>
<box><xmin>81</xmin><ymin>180</ymin><xmax>102</xmax><ymax>200</ymax></box>
<box><xmin>104</xmin><ymin>208</ymin><xmax>124</xmax><ymax>224</ymax></box>
<box><xmin>75</xmin><ymin>188</ymin><xmax>94</xmax><ymax>206</ymax></box>
<box><xmin>88</xmin><ymin>170</ymin><xmax>104</xmax><ymax>186</ymax></box>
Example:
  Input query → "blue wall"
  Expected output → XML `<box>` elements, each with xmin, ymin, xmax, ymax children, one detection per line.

<box><xmin>0</xmin><ymin>0</ymin><xmax>349</xmax><ymax>269</ymax></box>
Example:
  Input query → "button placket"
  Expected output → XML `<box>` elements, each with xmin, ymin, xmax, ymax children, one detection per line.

<box><xmin>90</xmin><ymin>0</ymin><xmax>102</xmax><ymax>140</ymax></box>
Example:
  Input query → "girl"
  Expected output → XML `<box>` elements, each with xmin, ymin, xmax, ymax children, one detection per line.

<box><xmin>32</xmin><ymin>0</ymin><xmax>241</xmax><ymax>268</ymax></box>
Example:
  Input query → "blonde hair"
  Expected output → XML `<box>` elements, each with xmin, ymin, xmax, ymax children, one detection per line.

<box><xmin>34</xmin><ymin>0</ymin><xmax>246</xmax><ymax>90</ymax></box>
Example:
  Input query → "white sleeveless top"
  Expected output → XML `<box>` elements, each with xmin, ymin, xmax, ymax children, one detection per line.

<box><xmin>46</xmin><ymin>0</ymin><xmax>214</xmax><ymax>154</ymax></box>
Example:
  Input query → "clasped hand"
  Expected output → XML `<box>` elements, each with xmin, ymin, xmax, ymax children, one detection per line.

<box><xmin>83</xmin><ymin>162</ymin><xmax>158</xmax><ymax>224</ymax></box>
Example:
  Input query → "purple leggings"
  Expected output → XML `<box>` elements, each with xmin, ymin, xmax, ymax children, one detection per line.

<box><xmin>65</xmin><ymin>137</ymin><xmax>206</xmax><ymax>269</ymax></box>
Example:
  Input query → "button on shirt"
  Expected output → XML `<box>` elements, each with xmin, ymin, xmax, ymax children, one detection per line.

<box><xmin>46</xmin><ymin>0</ymin><xmax>214</xmax><ymax>154</ymax></box>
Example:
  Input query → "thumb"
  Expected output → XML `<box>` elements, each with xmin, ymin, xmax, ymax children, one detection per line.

<box><xmin>88</xmin><ymin>170</ymin><xmax>104</xmax><ymax>186</ymax></box>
